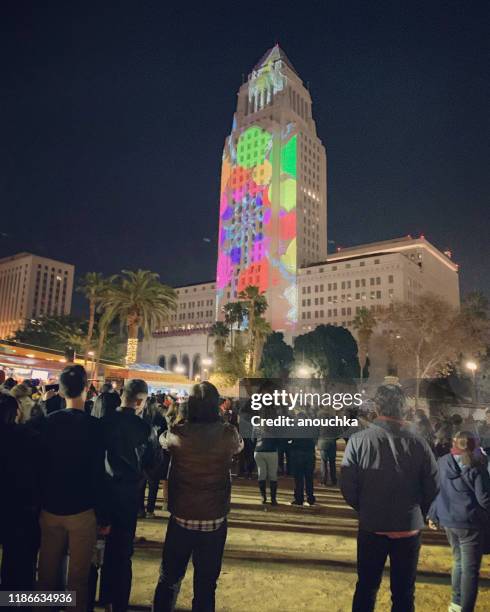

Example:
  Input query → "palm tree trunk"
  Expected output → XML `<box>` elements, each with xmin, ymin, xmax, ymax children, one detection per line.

<box><xmin>126</xmin><ymin>321</ymin><xmax>139</xmax><ymax>365</ymax></box>
<box><xmin>93</xmin><ymin>326</ymin><xmax>106</xmax><ymax>384</ymax></box>
<box><xmin>84</xmin><ymin>300</ymin><xmax>96</xmax><ymax>366</ymax></box>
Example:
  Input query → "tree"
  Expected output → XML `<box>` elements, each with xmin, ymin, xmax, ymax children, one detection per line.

<box><xmin>238</xmin><ymin>285</ymin><xmax>269</xmax><ymax>374</ymax></box>
<box><xmin>12</xmin><ymin>315</ymin><xmax>86</xmax><ymax>355</ymax></box>
<box><xmin>251</xmin><ymin>316</ymin><xmax>272</xmax><ymax>374</ymax></box>
<box><xmin>222</xmin><ymin>302</ymin><xmax>247</xmax><ymax>347</ymax></box>
<box><xmin>380</xmin><ymin>292</ymin><xmax>490</xmax><ymax>407</ymax></box>
<box><xmin>353</xmin><ymin>307</ymin><xmax>377</xmax><ymax>380</ymax></box>
<box><xmin>260</xmin><ymin>332</ymin><xmax>294</xmax><ymax>378</ymax></box>
<box><xmin>10</xmin><ymin>315</ymin><xmax>123</xmax><ymax>363</ymax></box>
<box><xmin>462</xmin><ymin>291</ymin><xmax>489</xmax><ymax>320</ymax></box>
<box><xmin>208</xmin><ymin>322</ymin><xmax>229</xmax><ymax>355</ymax></box>
<box><xmin>294</xmin><ymin>324</ymin><xmax>360</xmax><ymax>380</ymax></box>
<box><xmin>77</xmin><ymin>272</ymin><xmax>112</xmax><ymax>365</ymax></box>
<box><xmin>100</xmin><ymin>269</ymin><xmax>177</xmax><ymax>365</ymax></box>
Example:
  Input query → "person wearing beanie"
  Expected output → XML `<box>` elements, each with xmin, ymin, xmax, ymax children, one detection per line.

<box><xmin>428</xmin><ymin>431</ymin><xmax>490</xmax><ymax>612</ymax></box>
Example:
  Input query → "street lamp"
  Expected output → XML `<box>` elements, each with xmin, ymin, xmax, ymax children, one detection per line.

<box><xmin>465</xmin><ymin>360</ymin><xmax>478</xmax><ymax>404</ymax></box>
<box><xmin>174</xmin><ymin>364</ymin><xmax>185</xmax><ymax>375</ymax></box>
<box><xmin>297</xmin><ymin>364</ymin><xmax>311</xmax><ymax>378</ymax></box>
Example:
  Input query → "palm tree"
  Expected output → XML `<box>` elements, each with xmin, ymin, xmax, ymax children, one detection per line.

<box><xmin>77</xmin><ymin>272</ymin><xmax>111</xmax><ymax>365</ymax></box>
<box><xmin>252</xmin><ymin>316</ymin><xmax>272</xmax><ymax>375</ymax></box>
<box><xmin>238</xmin><ymin>285</ymin><xmax>269</xmax><ymax>374</ymax></box>
<box><xmin>208</xmin><ymin>321</ymin><xmax>229</xmax><ymax>355</ymax></box>
<box><xmin>101</xmin><ymin>270</ymin><xmax>177</xmax><ymax>365</ymax></box>
<box><xmin>223</xmin><ymin>301</ymin><xmax>247</xmax><ymax>347</ymax></box>
<box><xmin>353</xmin><ymin>307</ymin><xmax>377</xmax><ymax>381</ymax></box>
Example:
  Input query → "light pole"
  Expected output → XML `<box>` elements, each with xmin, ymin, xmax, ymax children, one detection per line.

<box><xmin>465</xmin><ymin>360</ymin><xmax>478</xmax><ymax>404</ymax></box>
<box><xmin>202</xmin><ymin>357</ymin><xmax>213</xmax><ymax>381</ymax></box>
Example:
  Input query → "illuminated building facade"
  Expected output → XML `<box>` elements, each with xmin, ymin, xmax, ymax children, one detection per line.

<box><xmin>216</xmin><ymin>45</ymin><xmax>327</xmax><ymax>332</ymax></box>
<box><xmin>138</xmin><ymin>48</ymin><xmax>461</xmax><ymax>377</ymax></box>
<box><xmin>0</xmin><ymin>252</ymin><xmax>74</xmax><ymax>338</ymax></box>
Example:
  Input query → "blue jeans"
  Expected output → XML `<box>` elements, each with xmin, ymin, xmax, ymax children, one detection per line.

<box><xmin>445</xmin><ymin>527</ymin><xmax>483</xmax><ymax>611</ymax></box>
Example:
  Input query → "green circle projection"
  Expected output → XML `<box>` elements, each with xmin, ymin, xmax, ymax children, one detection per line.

<box><xmin>237</xmin><ymin>126</ymin><xmax>272</xmax><ymax>169</ymax></box>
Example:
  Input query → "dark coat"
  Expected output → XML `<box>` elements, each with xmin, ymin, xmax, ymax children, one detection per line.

<box><xmin>341</xmin><ymin>417</ymin><xmax>439</xmax><ymax>532</ymax></box>
<box><xmin>428</xmin><ymin>453</ymin><xmax>490</xmax><ymax>529</ymax></box>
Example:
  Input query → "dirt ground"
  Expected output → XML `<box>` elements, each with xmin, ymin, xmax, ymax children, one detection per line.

<box><xmin>130</xmin><ymin>476</ymin><xmax>490</xmax><ymax>611</ymax></box>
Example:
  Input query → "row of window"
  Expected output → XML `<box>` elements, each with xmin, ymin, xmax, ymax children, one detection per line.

<box><xmin>301</xmin><ymin>275</ymin><xmax>394</xmax><ymax>294</ymax></box>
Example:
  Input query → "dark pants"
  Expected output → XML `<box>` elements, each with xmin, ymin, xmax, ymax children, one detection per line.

<box><xmin>140</xmin><ymin>478</ymin><xmax>160</xmax><ymax>513</ymax></box>
<box><xmin>238</xmin><ymin>439</ymin><xmax>255</xmax><ymax>477</ymax></box>
<box><xmin>353</xmin><ymin>530</ymin><xmax>421</xmax><ymax>612</ymax></box>
<box><xmin>153</xmin><ymin>517</ymin><xmax>227</xmax><ymax>612</ymax></box>
<box><xmin>445</xmin><ymin>527</ymin><xmax>483</xmax><ymax>611</ymax></box>
<box><xmin>99</xmin><ymin>522</ymin><xmax>136</xmax><ymax>612</ymax></box>
<box><xmin>291</xmin><ymin>449</ymin><xmax>315</xmax><ymax>504</ymax></box>
<box><xmin>100</xmin><ymin>485</ymin><xmax>139</xmax><ymax>612</ymax></box>
<box><xmin>0</xmin><ymin>512</ymin><xmax>39</xmax><ymax>591</ymax></box>
<box><xmin>320</xmin><ymin>440</ymin><xmax>337</xmax><ymax>484</ymax></box>
<box><xmin>277</xmin><ymin>441</ymin><xmax>291</xmax><ymax>475</ymax></box>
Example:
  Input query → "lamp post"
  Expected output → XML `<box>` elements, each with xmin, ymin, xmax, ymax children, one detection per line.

<box><xmin>465</xmin><ymin>360</ymin><xmax>478</xmax><ymax>404</ymax></box>
<box><xmin>202</xmin><ymin>357</ymin><xmax>213</xmax><ymax>381</ymax></box>
<box><xmin>297</xmin><ymin>364</ymin><xmax>311</xmax><ymax>378</ymax></box>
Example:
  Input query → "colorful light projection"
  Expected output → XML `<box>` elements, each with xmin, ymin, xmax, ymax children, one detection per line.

<box><xmin>216</xmin><ymin>122</ymin><xmax>298</xmax><ymax>330</ymax></box>
<box><xmin>248</xmin><ymin>54</ymin><xmax>287</xmax><ymax>112</ymax></box>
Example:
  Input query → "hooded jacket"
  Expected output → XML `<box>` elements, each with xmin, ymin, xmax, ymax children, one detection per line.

<box><xmin>428</xmin><ymin>453</ymin><xmax>490</xmax><ymax>529</ymax></box>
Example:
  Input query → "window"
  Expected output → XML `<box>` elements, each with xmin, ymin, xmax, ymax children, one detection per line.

<box><xmin>388</xmin><ymin>275</ymin><xmax>394</xmax><ymax>284</ymax></box>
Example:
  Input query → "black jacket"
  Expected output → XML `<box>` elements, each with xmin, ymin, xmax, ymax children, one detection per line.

<box><xmin>103</xmin><ymin>407</ymin><xmax>159</xmax><ymax>486</ymax></box>
<box><xmin>341</xmin><ymin>417</ymin><xmax>439</xmax><ymax>532</ymax></box>
<box><xmin>0</xmin><ymin>423</ymin><xmax>41</xmax><ymax>530</ymax></box>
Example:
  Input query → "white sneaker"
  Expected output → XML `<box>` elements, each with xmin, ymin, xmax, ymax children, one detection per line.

<box><xmin>448</xmin><ymin>603</ymin><xmax>462</xmax><ymax>612</ymax></box>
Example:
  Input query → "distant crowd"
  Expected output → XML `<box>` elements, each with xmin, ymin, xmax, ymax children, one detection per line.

<box><xmin>1</xmin><ymin>367</ymin><xmax>490</xmax><ymax>612</ymax></box>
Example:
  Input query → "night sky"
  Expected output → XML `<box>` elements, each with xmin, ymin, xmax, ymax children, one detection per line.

<box><xmin>2</xmin><ymin>1</ymin><xmax>489</xmax><ymax>313</ymax></box>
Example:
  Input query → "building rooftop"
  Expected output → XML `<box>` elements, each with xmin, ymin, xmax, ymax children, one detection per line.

<box><xmin>0</xmin><ymin>252</ymin><xmax>74</xmax><ymax>266</ymax></box>
<box><xmin>252</xmin><ymin>44</ymin><xmax>299</xmax><ymax>76</ymax></box>
<box><xmin>300</xmin><ymin>236</ymin><xmax>458</xmax><ymax>272</ymax></box>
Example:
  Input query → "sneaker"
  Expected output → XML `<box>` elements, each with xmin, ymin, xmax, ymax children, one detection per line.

<box><xmin>146</xmin><ymin>511</ymin><xmax>156</xmax><ymax>519</ymax></box>
<box><xmin>306</xmin><ymin>501</ymin><xmax>316</xmax><ymax>507</ymax></box>
<box><xmin>448</xmin><ymin>604</ymin><xmax>462</xmax><ymax>612</ymax></box>
<box><xmin>289</xmin><ymin>500</ymin><xmax>303</xmax><ymax>506</ymax></box>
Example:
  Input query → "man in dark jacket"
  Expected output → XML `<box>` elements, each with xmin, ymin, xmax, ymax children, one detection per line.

<box><xmin>0</xmin><ymin>393</ymin><xmax>41</xmax><ymax>590</ymax></box>
<box><xmin>36</xmin><ymin>365</ymin><xmax>109</xmax><ymax>612</ymax></box>
<box><xmin>100</xmin><ymin>378</ymin><xmax>159</xmax><ymax>612</ymax></box>
<box><xmin>341</xmin><ymin>384</ymin><xmax>439</xmax><ymax>612</ymax></box>
<box><xmin>153</xmin><ymin>382</ymin><xmax>243</xmax><ymax>612</ymax></box>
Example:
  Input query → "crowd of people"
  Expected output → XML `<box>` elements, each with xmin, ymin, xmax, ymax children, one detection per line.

<box><xmin>1</xmin><ymin>367</ymin><xmax>490</xmax><ymax>612</ymax></box>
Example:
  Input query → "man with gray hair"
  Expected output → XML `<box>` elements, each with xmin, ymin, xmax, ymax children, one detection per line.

<box><xmin>100</xmin><ymin>379</ymin><xmax>160</xmax><ymax>612</ymax></box>
<box><xmin>341</xmin><ymin>384</ymin><xmax>439</xmax><ymax>612</ymax></box>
